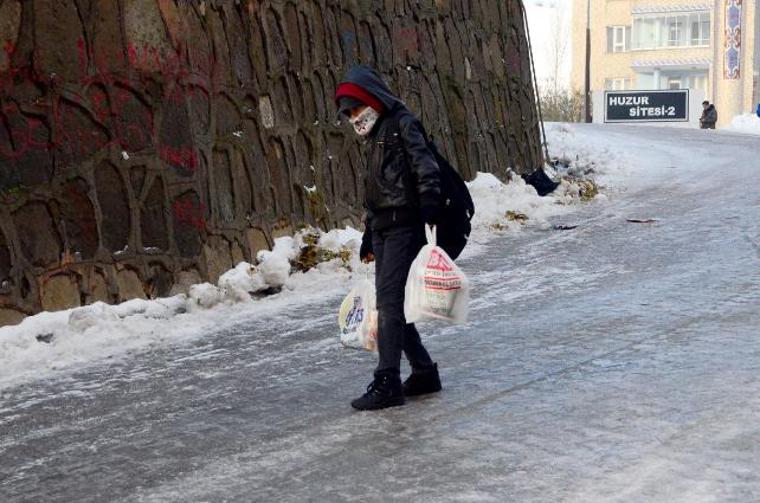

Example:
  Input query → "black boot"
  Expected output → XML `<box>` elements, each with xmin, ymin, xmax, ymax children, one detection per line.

<box><xmin>403</xmin><ymin>363</ymin><xmax>442</xmax><ymax>397</ymax></box>
<box><xmin>351</xmin><ymin>374</ymin><xmax>405</xmax><ymax>411</ymax></box>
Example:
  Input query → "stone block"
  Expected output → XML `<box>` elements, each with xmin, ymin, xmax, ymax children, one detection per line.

<box><xmin>231</xmin><ymin>241</ymin><xmax>246</xmax><ymax>265</ymax></box>
<box><xmin>88</xmin><ymin>271</ymin><xmax>111</xmax><ymax>304</ymax></box>
<box><xmin>202</xmin><ymin>238</ymin><xmax>232</xmax><ymax>284</ymax></box>
<box><xmin>245</xmin><ymin>228</ymin><xmax>270</xmax><ymax>257</ymax></box>
<box><xmin>13</xmin><ymin>202</ymin><xmax>61</xmax><ymax>268</ymax></box>
<box><xmin>40</xmin><ymin>274</ymin><xmax>81</xmax><ymax>311</ymax></box>
<box><xmin>0</xmin><ymin>307</ymin><xmax>25</xmax><ymax>327</ymax></box>
<box><xmin>115</xmin><ymin>268</ymin><xmax>146</xmax><ymax>301</ymax></box>
<box><xmin>169</xmin><ymin>269</ymin><xmax>202</xmax><ymax>296</ymax></box>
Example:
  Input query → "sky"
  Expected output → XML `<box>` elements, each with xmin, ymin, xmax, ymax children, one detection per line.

<box><xmin>524</xmin><ymin>0</ymin><xmax>574</xmax><ymax>91</ymax></box>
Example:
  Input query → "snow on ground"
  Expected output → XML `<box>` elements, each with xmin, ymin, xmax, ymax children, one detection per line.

<box><xmin>0</xmin><ymin>124</ymin><xmax>627</xmax><ymax>390</ymax></box>
<box><xmin>545</xmin><ymin>122</ymin><xmax>635</xmax><ymax>187</ymax></box>
<box><xmin>725</xmin><ymin>114</ymin><xmax>760</xmax><ymax>135</ymax></box>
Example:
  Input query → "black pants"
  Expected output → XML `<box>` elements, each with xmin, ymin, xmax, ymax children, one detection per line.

<box><xmin>372</xmin><ymin>225</ymin><xmax>434</xmax><ymax>379</ymax></box>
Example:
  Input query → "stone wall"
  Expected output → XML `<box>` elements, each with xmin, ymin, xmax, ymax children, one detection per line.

<box><xmin>0</xmin><ymin>0</ymin><xmax>542</xmax><ymax>326</ymax></box>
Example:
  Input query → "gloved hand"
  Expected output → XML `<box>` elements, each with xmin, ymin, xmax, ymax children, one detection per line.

<box><xmin>360</xmin><ymin>228</ymin><xmax>374</xmax><ymax>263</ymax></box>
<box><xmin>420</xmin><ymin>203</ymin><xmax>440</xmax><ymax>228</ymax></box>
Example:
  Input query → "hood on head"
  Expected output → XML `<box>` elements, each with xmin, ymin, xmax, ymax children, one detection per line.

<box><xmin>335</xmin><ymin>65</ymin><xmax>405</xmax><ymax>114</ymax></box>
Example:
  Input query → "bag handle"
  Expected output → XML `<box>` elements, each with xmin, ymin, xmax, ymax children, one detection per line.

<box><xmin>425</xmin><ymin>224</ymin><xmax>437</xmax><ymax>246</ymax></box>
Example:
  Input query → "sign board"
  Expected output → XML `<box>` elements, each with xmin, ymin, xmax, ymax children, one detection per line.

<box><xmin>604</xmin><ymin>90</ymin><xmax>690</xmax><ymax>123</ymax></box>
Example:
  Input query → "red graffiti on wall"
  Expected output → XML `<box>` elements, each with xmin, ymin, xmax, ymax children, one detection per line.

<box><xmin>172</xmin><ymin>197</ymin><xmax>207</xmax><ymax>232</ymax></box>
<box><xmin>159</xmin><ymin>145</ymin><xmax>197</xmax><ymax>172</ymax></box>
<box><xmin>0</xmin><ymin>37</ymin><xmax>212</xmax><ymax>172</ymax></box>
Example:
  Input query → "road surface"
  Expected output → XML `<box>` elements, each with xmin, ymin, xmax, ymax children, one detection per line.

<box><xmin>2</xmin><ymin>125</ymin><xmax>759</xmax><ymax>502</ymax></box>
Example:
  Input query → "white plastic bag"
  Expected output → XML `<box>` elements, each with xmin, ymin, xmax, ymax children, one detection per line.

<box><xmin>404</xmin><ymin>225</ymin><xmax>469</xmax><ymax>324</ymax></box>
<box><xmin>338</xmin><ymin>279</ymin><xmax>378</xmax><ymax>351</ymax></box>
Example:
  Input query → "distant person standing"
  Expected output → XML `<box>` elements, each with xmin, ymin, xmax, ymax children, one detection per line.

<box><xmin>756</xmin><ymin>103</ymin><xmax>760</xmax><ymax>118</ymax></box>
<box><xmin>700</xmin><ymin>100</ymin><xmax>717</xmax><ymax>129</ymax></box>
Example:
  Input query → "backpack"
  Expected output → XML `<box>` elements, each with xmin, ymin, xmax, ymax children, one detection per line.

<box><xmin>423</xmin><ymin>135</ymin><xmax>475</xmax><ymax>260</ymax></box>
<box><xmin>393</xmin><ymin>115</ymin><xmax>475</xmax><ymax>260</ymax></box>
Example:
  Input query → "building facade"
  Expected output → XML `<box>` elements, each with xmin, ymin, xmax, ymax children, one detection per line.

<box><xmin>572</xmin><ymin>0</ymin><xmax>758</xmax><ymax>126</ymax></box>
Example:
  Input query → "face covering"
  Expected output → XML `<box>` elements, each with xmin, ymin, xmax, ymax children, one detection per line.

<box><xmin>349</xmin><ymin>107</ymin><xmax>380</xmax><ymax>136</ymax></box>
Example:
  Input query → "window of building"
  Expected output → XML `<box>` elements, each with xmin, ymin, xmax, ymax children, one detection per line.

<box><xmin>667</xmin><ymin>16</ymin><xmax>685</xmax><ymax>46</ymax></box>
<box><xmin>605</xmin><ymin>78</ymin><xmax>633</xmax><ymax>90</ymax></box>
<box><xmin>690</xmin><ymin>13</ymin><xmax>710</xmax><ymax>46</ymax></box>
<box><xmin>688</xmin><ymin>74</ymin><xmax>707</xmax><ymax>90</ymax></box>
<box><xmin>632</xmin><ymin>12</ymin><xmax>710</xmax><ymax>49</ymax></box>
<box><xmin>668</xmin><ymin>78</ymin><xmax>682</xmax><ymax>89</ymax></box>
<box><xmin>606</xmin><ymin>26</ymin><xmax>631</xmax><ymax>53</ymax></box>
<box><xmin>633</xmin><ymin>17</ymin><xmax>658</xmax><ymax>49</ymax></box>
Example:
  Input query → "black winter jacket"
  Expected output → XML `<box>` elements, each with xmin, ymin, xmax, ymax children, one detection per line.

<box><xmin>340</xmin><ymin>66</ymin><xmax>441</xmax><ymax>232</ymax></box>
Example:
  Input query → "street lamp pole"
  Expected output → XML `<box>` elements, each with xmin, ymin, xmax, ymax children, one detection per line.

<box><xmin>584</xmin><ymin>0</ymin><xmax>592</xmax><ymax>123</ymax></box>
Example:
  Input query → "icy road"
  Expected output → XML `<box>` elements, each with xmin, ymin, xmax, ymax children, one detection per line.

<box><xmin>2</xmin><ymin>125</ymin><xmax>760</xmax><ymax>502</ymax></box>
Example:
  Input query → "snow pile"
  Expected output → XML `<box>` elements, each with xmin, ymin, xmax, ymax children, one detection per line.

<box><xmin>725</xmin><ymin>114</ymin><xmax>760</xmax><ymax>135</ymax></box>
<box><xmin>317</xmin><ymin>227</ymin><xmax>363</xmax><ymax>253</ymax></box>
<box><xmin>464</xmin><ymin>123</ymin><xmax>631</xmax><ymax>236</ymax></box>
<box><xmin>257</xmin><ymin>237</ymin><xmax>298</xmax><ymax>288</ymax></box>
<box><xmin>545</xmin><ymin>122</ymin><xmax>632</xmax><ymax>186</ymax></box>
<box><xmin>467</xmin><ymin>173</ymin><xmax>565</xmax><ymax>233</ymax></box>
<box><xmin>217</xmin><ymin>263</ymin><xmax>266</xmax><ymax>302</ymax></box>
<box><xmin>0</xmin><ymin>227</ymin><xmax>367</xmax><ymax>389</ymax></box>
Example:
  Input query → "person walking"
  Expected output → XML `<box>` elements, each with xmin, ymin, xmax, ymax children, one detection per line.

<box><xmin>700</xmin><ymin>100</ymin><xmax>717</xmax><ymax>129</ymax></box>
<box><xmin>335</xmin><ymin>65</ymin><xmax>443</xmax><ymax>411</ymax></box>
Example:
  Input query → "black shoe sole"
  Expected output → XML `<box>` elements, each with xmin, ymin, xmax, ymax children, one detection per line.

<box><xmin>403</xmin><ymin>385</ymin><xmax>442</xmax><ymax>397</ymax></box>
<box><xmin>351</xmin><ymin>396</ymin><xmax>405</xmax><ymax>411</ymax></box>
